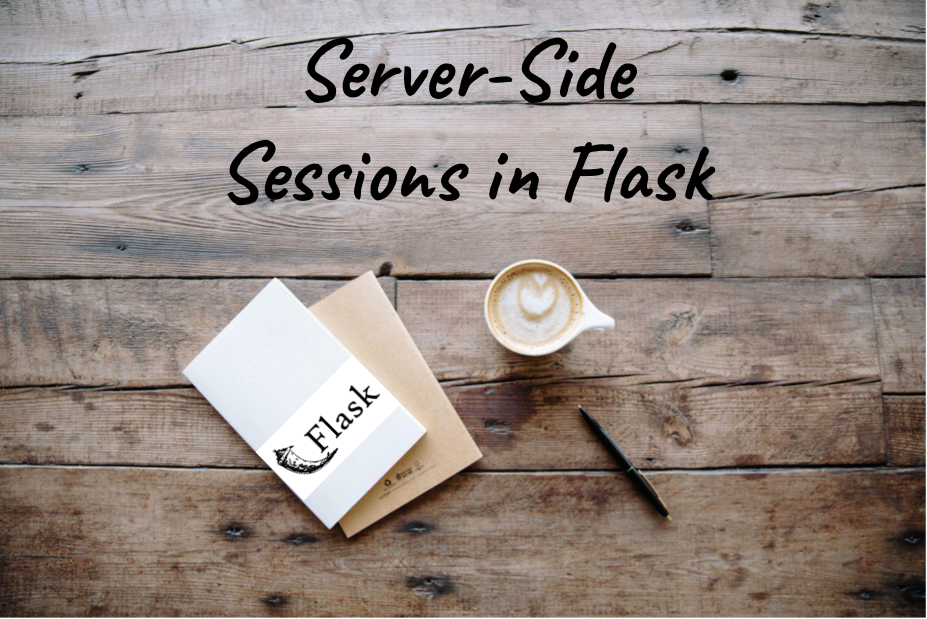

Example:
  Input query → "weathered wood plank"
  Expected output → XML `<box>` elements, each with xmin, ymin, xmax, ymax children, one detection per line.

<box><xmin>2</xmin><ymin>0</ymin><xmax>922</xmax><ymax>64</ymax></box>
<box><xmin>0</xmin><ymin>278</ymin><xmax>879</xmax><ymax>388</ymax></box>
<box><xmin>398</xmin><ymin>278</ymin><xmax>880</xmax><ymax>384</ymax></box>
<box><xmin>872</xmin><ymin>278</ymin><xmax>926</xmax><ymax>393</ymax></box>
<box><xmin>702</xmin><ymin>106</ymin><xmax>925</xmax><ymax>197</ymax></box>
<box><xmin>3</xmin><ymin>30</ymin><xmax>922</xmax><ymax>116</ymax></box>
<box><xmin>1</xmin><ymin>106</ymin><xmax>922</xmax><ymax>278</ymax></box>
<box><xmin>0</xmin><ymin>105</ymin><xmax>709</xmax><ymax>278</ymax></box>
<box><xmin>710</xmin><ymin>186</ymin><xmax>926</xmax><ymax>277</ymax></box>
<box><xmin>453</xmin><ymin>379</ymin><xmax>885</xmax><ymax>469</ymax></box>
<box><xmin>885</xmin><ymin>396</ymin><xmax>926</xmax><ymax>466</ymax></box>
<box><xmin>0</xmin><ymin>382</ymin><xmax>885</xmax><ymax>469</ymax></box>
<box><xmin>0</xmin><ymin>466</ymin><xmax>922</xmax><ymax>616</ymax></box>
<box><xmin>0</xmin><ymin>388</ymin><xmax>258</xmax><ymax>469</ymax></box>
<box><xmin>0</xmin><ymin>278</ymin><xmax>394</xmax><ymax>388</ymax></box>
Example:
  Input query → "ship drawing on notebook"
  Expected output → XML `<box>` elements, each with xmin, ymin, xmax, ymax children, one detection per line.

<box><xmin>274</xmin><ymin>446</ymin><xmax>338</xmax><ymax>474</ymax></box>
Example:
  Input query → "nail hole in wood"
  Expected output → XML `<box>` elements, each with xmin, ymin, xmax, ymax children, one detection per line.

<box><xmin>264</xmin><ymin>595</ymin><xmax>286</xmax><ymax>606</ymax></box>
<box><xmin>408</xmin><ymin>576</ymin><xmax>453</xmax><ymax>600</ymax></box>
<box><xmin>720</xmin><ymin>69</ymin><xmax>740</xmax><ymax>84</ymax></box>
<box><xmin>895</xmin><ymin>584</ymin><xmax>925</xmax><ymax>602</ymax></box>
<box><xmin>282</xmin><ymin>533</ymin><xmax>318</xmax><ymax>545</ymax></box>
<box><xmin>404</xmin><ymin>521</ymin><xmax>433</xmax><ymax>534</ymax></box>
<box><xmin>223</xmin><ymin>524</ymin><xmax>249</xmax><ymax>539</ymax></box>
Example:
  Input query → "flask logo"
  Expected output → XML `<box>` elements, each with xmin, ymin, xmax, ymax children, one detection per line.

<box><xmin>273</xmin><ymin>446</ymin><xmax>338</xmax><ymax>474</ymax></box>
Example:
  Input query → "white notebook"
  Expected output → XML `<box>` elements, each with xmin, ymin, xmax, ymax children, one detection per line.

<box><xmin>183</xmin><ymin>279</ymin><xmax>426</xmax><ymax>529</ymax></box>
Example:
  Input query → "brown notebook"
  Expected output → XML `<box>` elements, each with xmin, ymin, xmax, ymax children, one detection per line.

<box><xmin>309</xmin><ymin>272</ymin><xmax>482</xmax><ymax>537</ymax></box>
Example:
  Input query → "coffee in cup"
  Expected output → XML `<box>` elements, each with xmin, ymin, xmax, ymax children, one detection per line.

<box><xmin>485</xmin><ymin>260</ymin><xmax>615</xmax><ymax>356</ymax></box>
<box><xmin>487</xmin><ymin>262</ymin><xmax>582</xmax><ymax>352</ymax></box>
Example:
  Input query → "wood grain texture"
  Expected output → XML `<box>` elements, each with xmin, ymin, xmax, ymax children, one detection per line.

<box><xmin>710</xmin><ymin>186</ymin><xmax>926</xmax><ymax>277</ymax></box>
<box><xmin>0</xmin><ymin>466</ymin><xmax>922</xmax><ymax>616</ymax></box>
<box><xmin>702</xmin><ymin>105</ymin><xmax>925</xmax><ymax>196</ymax></box>
<box><xmin>872</xmin><ymin>278</ymin><xmax>926</xmax><ymax>393</ymax></box>
<box><xmin>0</xmin><ymin>388</ymin><xmax>259</xmax><ymax>468</ymax></box>
<box><xmin>398</xmin><ymin>278</ymin><xmax>880</xmax><ymax>384</ymax></box>
<box><xmin>885</xmin><ymin>396</ymin><xmax>926</xmax><ymax>466</ymax></box>
<box><xmin>2</xmin><ymin>0</ymin><xmax>922</xmax><ymax>64</ymax></box>
<box><xmin>3</xmin><ymin>29</ymin><xmax>923</xmax><ymax>116</ymax></box>
<box><xmin>453</xmin><ymin>379</ymin><xmax>885</xmax><ymax>469</ymax></box>
<box><xmin>0</xmin><ymin>278</ymin><xmax>879</xmax><ymax>388</ymax></box>
<box><xmin>0</xmin><ymin>106</ymin><xmax>922</xmax><ymax>278</ymax></box>
<box><xmin>0</xmin><ymin>278</ymin><xmax>394</xmax><ymax>388</ymax></box>
<box><xmin>0</xmin><ymin>382</ymin><xmax>885</xmax><ymax>469</ymax></box>
<box><xmin>1</xmin><ymin>1</ymin><xmax>924</xmax><ymax>616</ymax></box>
<box><xmin>0</xmin><ymin>105</ymin><xmax>708</xmax><ymax>278</ymax></box>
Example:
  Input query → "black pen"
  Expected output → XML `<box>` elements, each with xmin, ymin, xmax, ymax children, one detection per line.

<box><xmin>579</xmin><ymin>406</ymin><xmax>671</xmax><ymax>521</ymax></box>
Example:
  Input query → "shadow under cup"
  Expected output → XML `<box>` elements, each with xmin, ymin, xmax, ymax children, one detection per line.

<box><xmin>484</xmin><ymin>260</ymin><xmax>586</xmax><ymax>356</ymax></box>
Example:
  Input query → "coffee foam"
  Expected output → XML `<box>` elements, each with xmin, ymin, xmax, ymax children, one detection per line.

<box><xmin>487</xmin><ymin>264</ymin><xmax>582</xmax><ymax>351</ymax></box>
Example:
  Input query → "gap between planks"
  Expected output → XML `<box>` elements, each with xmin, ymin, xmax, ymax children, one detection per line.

<box><xmin>8</xmin><ymin>25</ymin><xmax>925</xmax><ymax>66</ymax></box>
<box><xmin>1</xmin><ymin>102</ymin><xmax>925</xmax><ymax>123</ymax></box>
<box><xmin>3</xmin><ymin>0</ymin><xmax>923</xmax><ymax>67</ymax></box>
<box><xmin>0</xmin><ymin>275</ymin><xmax>714</xmax><ymax>282</ymax></box>
<box><xmin>0</xmin><ymin>462</ymin><xmax>920</xmax><ymax>475</ymax></box>
<box><xmin>0</xmin><ymin>365</ymin><xmax>886</xmax><ymax>391</ymax></box>
<box><xmin>0</xmin><ymin>274</ymin><xmax>715</xmax><ymax>281</ymax></box>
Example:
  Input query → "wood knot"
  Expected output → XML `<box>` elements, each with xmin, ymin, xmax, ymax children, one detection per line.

<box><xmin>484</xmin><ymin>420</ymin><xmax>511</xmax><ymax>435</ymax></box>
<box><xmin>407</xmin><ymin>576</ymin><xmax>453</xmax><ymax>600</ymax></box>
<box><xmin>222</xmin><ymin>524</ymin><xmax>249</xmax><ymax>540</ymax></box>
<box><xmin>404</xmin><ymin>521</ymin><xmax>433</xmax><ymax>534</ymax></box>
<box><xmin>282</xmin><ymin>533</ymin><xmax>318</xmax><ymax>545</ymax></box>
<box><xmin>895</xmin><ymin>583</ymin><xmax>925</xmax><ymax>602</ymax></box>
<box><xmin>658</xmin><ymin>402</ymin><xmax>695</xmax><ymax>447</ymax></box>
<box><xmin>652</xmin><ymin>304</ymin><xmax>701</xmax><ymax>358</ymax></box>
<box><xmin>264</xmin><ymin>594</ymin><xmax>286</xmax><ymax>606</ymax></box>
<box><xmin>901</xmin><ymin>532</ymin><xmax>923</xmax><ymax>546</ymax></box>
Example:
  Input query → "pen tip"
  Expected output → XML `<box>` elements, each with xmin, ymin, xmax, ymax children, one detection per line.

<box><xmin>665</xmin><ymin>515</ymin><xmax>673</xmax><ymax>521</ymax></box>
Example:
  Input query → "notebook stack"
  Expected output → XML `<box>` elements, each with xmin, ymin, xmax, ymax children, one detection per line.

<box><xmin>184</xmin><ymin>275</ymin><xmax>481</xmax><ymax>535</ymax></box>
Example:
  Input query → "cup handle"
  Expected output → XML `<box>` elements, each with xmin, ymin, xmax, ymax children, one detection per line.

<box><xmin>579</xmin><ymin>300</ymin><xmax>616</xmax><ymax>333</ymax></box>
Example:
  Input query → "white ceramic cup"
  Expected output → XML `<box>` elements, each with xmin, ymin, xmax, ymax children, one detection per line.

<box><xmin>484</xmin><ymin>259</ymin><xmax>616</xmax><ymax>356</ymax></box>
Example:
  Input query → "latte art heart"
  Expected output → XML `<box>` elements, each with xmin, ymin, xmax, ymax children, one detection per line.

<box><xmin>518</xmin><ymin>274</ymin><xmax>559</xmax><ymax>319</ymax></box>
<box><xmin>488</xmin><ymin>264</ymin><xmax>582</xmax><ymax>350</ymax></box>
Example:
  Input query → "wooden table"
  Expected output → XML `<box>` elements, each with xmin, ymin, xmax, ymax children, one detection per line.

<box><xmin>1</xmin><ymin>1</ymin><xmax>924</xmax><ymax>615</ymax></box>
